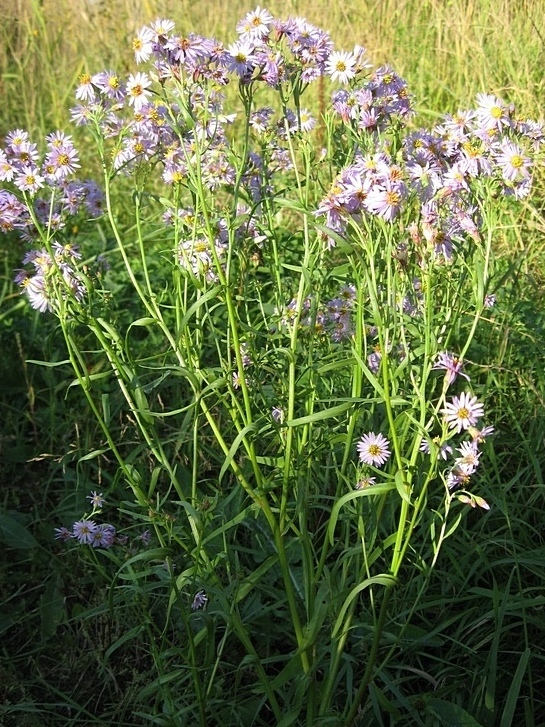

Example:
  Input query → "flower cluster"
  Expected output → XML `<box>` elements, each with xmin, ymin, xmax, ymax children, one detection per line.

<box><xmin>422</xmin><ymin>359</ymin><xmax>494</xmax><ymax>504</ymax></box>
<box><xmin>331</xmin><ymin>64</ymin><xmax>412</xmax><ymax>130</ymax></box>
<box><xmin>279</xmin><ymin>284</ymin><xmax>357</xmax><ymax>342</ymax></box>
<box><xmin>165</xmin><ymin>203</ymin><xmax>265</xmax><ymax>283</ymax></box>
<box><xmin>54</xmin><ymin>492</ymin><xmax>152</xmax><ymax>549</ymax></box>
<box><xmin>0</xmin><ymin>130</ymin><xmax>103</xmax><ymax>234</ymax></box>
<box><xmin>0</xmin><ymin>127</ymin><xmax>107</xmax><ymax>313</ymax></box>
<box><xmin>13</xmin><ymin>242</ymin><xmax>89</xmax><ymax>313</ymax></box>
<box><xmin>316</xmin><ymin>92</ymin><xmax>543</xmax><ymax>253</ymax></box>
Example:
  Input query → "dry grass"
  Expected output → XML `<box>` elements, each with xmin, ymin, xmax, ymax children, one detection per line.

<box><xmin>0</xmin><ymin>0</ymin><xmax>544</xmax><ymax>134</ymax></box>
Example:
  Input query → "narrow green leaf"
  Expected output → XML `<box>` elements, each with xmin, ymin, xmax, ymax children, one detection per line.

<box><xmin>427</xmin><ymin>698</ymin><xmax>484</xmax><ymax>726</ymax></box>
<box><xmin>0</xmin><ymin>514</ymin><xmax>39</xmax><ymax>549</ymax></box>
<box><xmin>328</xmin><ymin>485</ymin><xmax>395</xmax><ymax>545</ymax></box>
<box><xmin>286</xmin><ymin>401</ymin><xmax>353</xmax><ymax>427</ymax></box>
<box><xmin>499</xmin><ymin>648</ymin><xmax>531</xmax><ymax>727</ymax></box>
<box><xmin>219</xmin><ymin>423</ymin><xmax>257</xmax><ymax>483</ymax></box>
<box><xmin>40</xmin><ymin>575</ymin><xmax>65</xmax><ymax>639</ymax></box>
<box><xmin>26</xmin><ymin>358</ymin><xmax>71</xmax><ymax>368</ymax></box>
<box><xmin>332</xmin><ymin>574</ymin><xmax>396</xmax><ymax>638</ymax></box>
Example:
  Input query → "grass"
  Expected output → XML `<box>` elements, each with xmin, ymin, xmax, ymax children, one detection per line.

<box><xmin>1</xmin><ymin>2</ymin><xmax>545</xmax><ymax>726</ymax></box>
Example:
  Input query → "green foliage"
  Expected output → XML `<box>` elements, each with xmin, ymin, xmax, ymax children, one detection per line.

<box><xmin>2</xmin><ymin>3</ymin><xmax>545</xmax><ymax>727</ymax></box>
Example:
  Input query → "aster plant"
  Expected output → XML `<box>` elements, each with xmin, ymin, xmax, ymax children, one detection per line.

<box><xmin>2</xmin><ymin>5</ymin><xmax>543</xmax><ymax>725</ymax></box>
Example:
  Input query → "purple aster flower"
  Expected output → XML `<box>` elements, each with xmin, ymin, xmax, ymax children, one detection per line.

<box><xmin>191</xmin><ymin>590</ymin><xmax>208</xmax><ymax>610</ymax></box>
<box><xmin>271</xmin><ymin>406</ymin><xmax>284</xmax><ymax>423</ymax></box>
<box><xmin>494</xmin><ymin>140</ymin><xmax>532</xmax><ymax>182</ymax></box>
<box><xmin>92</xmin><ymin>70</ymin><xmax>125</xmax><ymax>101</ymax></box>
<box><xmin>45</xmin><ymin>145</ymin><xmax>81</xmax><ymax>180</ymax></box>
<box><xmin>432</xmin><ymin>351</ymin><xmax>470</xmax><ymax>387</ymax></box>
<box><xmin>468</xmin><ymin>424</ymin><xmax>495</xmax><ymax>443</ymax></box>
<box><xmin>20</xmin><ymin>274</ymin><xmax>52</xmax><ymax>312</ymax></box>
<box><xmin>475</xmin><ymin>93</ymin><xmax>511</xmax><ymax>131</ymax></box>
<box><xmin>132</xmin><ymin>26</ymin><xmax>155</xmax><ymax>63</ymax></box>
<box><xmin>357</xmin><ymin>432</ymin><xmax>391</xmax><ymax>467</ymax></box>
<box><xmin>54</xmin><ymin>526</ymin><xmax>73</xmax><ymax>542</ymax></box>
<box><xmin>225</xmin><ymin>40</ymin><xmax>258</xmax><ymax>77</ymax></box>
<box><xmin>91</xmin><ymin>524</ymin><xmax>116</xmax><ymax>548</ymax></box>
<box><xmin>72</xmin><ymin>519</ymin><xmax>97</xmax><ymax>544</ymax></box>
<box><xmin>419</xmin><ymin>438</ymin><xmax>452</xmax><ymax>460</ymax></box>
<box><xmin>446</xmin><ymin>466</ymin><xmax>472</xmax><ymax>490</ymax></box>
<box><xmin>137</xmin><ymin>529</ymin><xmax>152</xmax><ymax>545</ymax></box>
<box><xmin>365</xmin><ymin>181</ymin><xmax>405</xmax><ymax>221</ymax></box>
<box><xmin>75</xmin><ymin>73</ymin><xmax>97</xmax><ymax>102</ymax></box>
<box><xmin>455</xmin><ymin>441</ymin><xmax>481</xmax><ymax>474</ymax></box>
<box><xmin>86</xmin><ymin>491</ymin><xmax>106</xmax><ymax>509</ymax></box>
<box><xmin>368</xmin><ymin>350</ymin><xmax>382</xmax><ymax>374</ymax></box>
<box><xmin>14</xmin><ymin>165</ymin><xmax>45</xmax><ymax>194</ymax></box>
<box><xmin>442</xmin><ymin>392</ymin><xmax>485</xmax><ymax>433</ymax></box>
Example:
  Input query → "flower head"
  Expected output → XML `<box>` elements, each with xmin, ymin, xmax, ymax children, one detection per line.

<box><xmin>432</xmin><ymin>351</ymin><xmax>470</xmax><ymax>387</ymax></box>
<box><xmin>54</xmin><ymin>526</ymin><xmax>73</xmax><ymax>542</ymax></box>
<box><xmin>191</xmin><ymin>590</ymin><xmax>208</xmax><ymax>610</ymax></box>
<box><xmin>326</xmin><ymin>50</ymin><xmax>357</xmax><ymax>85</ymax></box>
<box><xmin>72</xmin><ymin>519</ymin><xmax>97</xmax><ymax>544</ymax></box>
<box><xmin>442</xmin><ymin>392</ymin><xmax>485</xmax><ymax>433</ymax></box>
<box><xmin>86</xmin><ymin>491</ymin><xmax>106</xmax><ymax>509</ymax></box>
<box><xmin>357</xmin><ymin>432</ymin><xmax>391</xmax><ymax>467</ymax></box>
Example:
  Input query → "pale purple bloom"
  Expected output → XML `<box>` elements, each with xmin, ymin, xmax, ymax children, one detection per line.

<box><xmin>357</xmin><ymin>432</ymin><xmax>391</xmax><ymax>467</ymax></box>
<box><xmin>54</xmin><ymin>526</ymin><xmax>73</xmax><ymax>542</ymax></box>
<box><xmin>419</xmin><ymin>438</ymin><xmax>452</xmax><ymax>460</ymax></box>
<box><xmin>191</xmin><ymin>590</ymin><xmax>208</xmax><ymax>610</ymax></box>
<box><xmin>455</xmin><ymin>441</ymin><xmax>481</xmax><ymax>474</ymax></box>
<box><xmin>22</xmin><ymin>274</ymin><xmax>52</xmax><ymax>312</ymax></box>
<box><xmin>0</xmin><ymin>150</ymin><xmax>16</xmax><ymax>181</ymax></box>
<box><xmin>469</xmin><ymin>424</ymin><xmax>495</xmax><ymax>443</ymax></box>
<box><xmin>297</xmin><ymin>109</ymin><xmax>316</xmax><ymax>133</ymax></box>
<box><xmin>365</xmin><ymin>181</ymin><xmax>405</xmax><ymax>221</ymax></box>
<box><xmin>149</xmin><ymin>17</ymin><xmax>176</xmax><ymax>39</ymax></box>
<box><xmin>446</xmin><ymin>466</ymin><xmax>472</xmax><ymax>490</ymax></box>
<box><xmin>75</xmin><ymin>73</ymin><xmax>97</xmax><ymax>102</ymax></box>
<box><xmin>432</xmin><ymin>351</ymin><xmax>470</xmax><ymax>386</ymax></box>
<box><xmin>137</xmin><ymin>530</ymin><xmax>152</xmax><ymax>545</ymax></box>
<box><xmin>45</xmin><ymin>145</ymin><xmax>81</xmax><ymax>180</ymax></box>
<box><xmin>226</xmin><ymin>40</ymin><xmax>258</xmax><ymax>77</ymax></box>
<box><xmin>92</xmin><ymin>70</ymin><xmax>125</xmax><ymax>101</ymax></box>
<box><xmin>475</xmin><ymin>93</ymin><xmax>511</xmax><ymax>131</ymax></box>
<box><xmin>86</xmin><ymin>491</ymin><xmax>106</xmax><ymax>509</ymax></box>
<box><xmin>272</xmin><ymin>406</ymin><xmax>284</xmax><ymax>423</ymax></box>
<box><xmin>91</xmin><ymin>524</ymin><xmax>116</xmax><ymax>548</ymax></box>
<box><xmin>495</xmin><ymin>140</ymin><xmax>532</xmax><ymax>182</ymax></box>
<box><xmin>442</xmin><ymin>392</ymin><xmax>485</xmax><ymax>433</ymax></box>
<box><xmin>72</xmin><ymin>519</ymin><xmax>97</xmax><ymax>544</ymax></box>
<box><xmin>368</xmin><ymin>350</ymin><xmax>381</xmax><ymax>374</ymax></box>
<box><xmin>14</xmin><ymin>165</ymin><xmax>45</xmax><ymax>193</ymax></box>
<box><xmin>356</xmin><ymin>476</ymin><xmax>377</xmax><ymax>489</ymax></box>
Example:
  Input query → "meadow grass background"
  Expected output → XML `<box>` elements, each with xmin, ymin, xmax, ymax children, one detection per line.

<box><xmin>1</xmin><ymin>1</ymin><xmax>545</xmax><ymax>725</ymax></box>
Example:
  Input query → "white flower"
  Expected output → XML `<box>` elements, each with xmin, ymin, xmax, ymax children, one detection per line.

<box><xmin>357</xmin><ymin>432</ymin><xmax>391</xmax><ymax>467</ymax></box>
<box><xmin>326</xmin><ymin>50</ymin><xmax>357</xmax><ymax>84</ymax></box>
<box><xmin>442</xmin><ymin>392</ymin><xmax>485</xmax><ymax>433</ymax></box>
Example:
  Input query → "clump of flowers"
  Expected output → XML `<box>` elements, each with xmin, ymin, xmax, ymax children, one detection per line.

<box><xmin>54</xmin><ymin>491</ymin><xmax>151</xmax><ymax>549</ymax></box>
